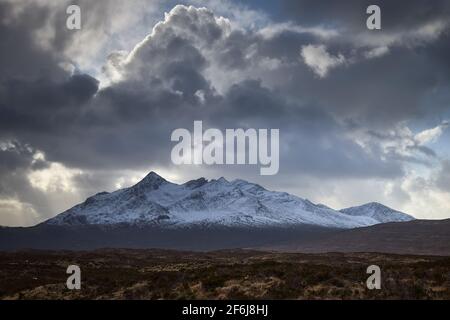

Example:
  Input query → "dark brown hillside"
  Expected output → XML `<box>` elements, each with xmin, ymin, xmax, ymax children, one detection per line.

<box><xmin>267</xmin><ymin>219</ymin><xmax>450</xmax><ymax>256</ymax></box>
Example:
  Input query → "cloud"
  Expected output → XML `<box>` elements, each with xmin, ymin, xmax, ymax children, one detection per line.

<box><xmin>28</xmin><ymin>163</ymin><xmax>82</xmax><ymax>193</ymax></box>
<box><xmin>364</xmin><ymin>46</ymin><xmax>390</xmax><ymax>59</ymax></box>
<box><xmin>353</xmin><ymin>121</ymin><xmax>450</xmax><ymax>166</ymax></box>
<box><xmin>415</xmin><ymin>121</ymin><xmax>449</xmax><ymax>145</ymax></box>
<box><xmin>0</xmin><ymin>198</ymin><xmax>39</xmax><ymax>227</ymax></box>
<box><xmin>434</xmin><ymin>160</ymin><xmax>450</xmax><ymax>193</ymax></box>
<box><xmin>399</xmin><ymin>171</ymin><xmax>450</xmax><ymax>219</ymax></box>
<box><xmin>0</xmin><ymin>2</ymin><xmax>450</xmax><ymax>225</ymax></box>
<box><xmin>0</xmin><ymin>0</ymin><xmax>168</xmax><ymax>77</ymax></box>
<box><xmin>280</xmin><ymin>0</ymin><xmax>450</xmax><ymax>39</ymax></box>
<box><xmin>300</xmin><ymin>44</ymin><xmax>346</xmax><ymax>78</ymax></box>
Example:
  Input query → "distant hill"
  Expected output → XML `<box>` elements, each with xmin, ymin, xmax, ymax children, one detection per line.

<box><xmin>266</xmin><ymin>219</ymin><xmax>450</xmax><ymax>256</ymax></box>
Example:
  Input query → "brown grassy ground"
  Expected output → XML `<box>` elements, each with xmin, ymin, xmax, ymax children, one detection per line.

<box><xmin>0</xmin><ymin>249</ymin><xmax>449</xmax><ymax>300</ymax></box>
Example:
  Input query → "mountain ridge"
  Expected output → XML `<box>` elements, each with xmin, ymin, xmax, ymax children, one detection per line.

<box><xmin>44</xmin><ymin>171</ymin><xmax>414</xmax><ymax>229</ymax></box>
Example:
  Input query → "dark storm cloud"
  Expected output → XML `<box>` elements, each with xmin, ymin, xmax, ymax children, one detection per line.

<box><xmin>281</xmin><ymin>0</ymin><xmax>450</xmax><ymax>31</ymax></box>
<box><xmin>1</xmin><ymin>2</ymin><xmax>445</xmax><ymax>174</ymax></box>
<box><xmin>276</xmin><ymin>43</ymin><xmax>449</xmax><ymax>127</ymax></box>
<box><xmin>1</xmin><ymin>2</ymin><xmax>450</xmax><ymax>224</ymax></box>
<box><xmin>0</xmin><ymin>142</ymin><xmax>47</xmax><ymax>176</ymax></box>
<box><xmin>0</xmin><ymin>0</ymin><xmax>103</xmax><ymax>223</ymax></box>
<box><xmin>0</xmin><ymin>0</ymin><xmax>99</xmax><ymax>137</ymax></box>
<box><xmin>0</xmin><ymin>2</ymin><xmax>60</xmax><ymax>80</ymax></box>
<box><xmin>0</xmin><ymin>141</ymin><xmax>55</xmax><ymax>223</ymax></box>
<box><xmin>275</xmin><ymin>0</ymin><xmax>450</xmax><ymax>126</ymax></box>
<box><xmin>0</xmin><ymin>74</ymin><xmax>98</xmax><ymax>132</ymax></box>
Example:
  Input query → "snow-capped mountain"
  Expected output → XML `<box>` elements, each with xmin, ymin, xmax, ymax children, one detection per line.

<box><xmin>339</xmin><ymin>202</ymin><xmax>414</xmax><ymax>223</ymax></box>
<box><xmin>45</xmin><ymin>172</ymin><xmax>414</xmax><ymax>229</ymax></box>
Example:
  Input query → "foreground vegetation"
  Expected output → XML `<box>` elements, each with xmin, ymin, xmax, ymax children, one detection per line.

<box><xmin>0</xmin><ymin>249</ymin><xmax>449</xmax><ymax>299</ymax></box>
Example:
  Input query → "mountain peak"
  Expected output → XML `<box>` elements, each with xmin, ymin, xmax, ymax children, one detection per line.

<box><xmin>351</xmin><ymin>202</ymin><xmax>399</xmax><ymax>212</ymax></box>
<box><xmin>341</xmin><ymin>202</ymin><xmax>395</xmax><ymax>211</ymax></box>
<box><xmin>145</xmin><ymin>171</ymin><xmax>163</xmax><ymax>179</ymax></box>
<box><xmin>209</xmin><ymin>177</ymin><xmax>229</xmax><ymax>184</ymax></box>
<box><xmin>184</xmin><ymin>177</ymin><xmax>208</xmax><ymax>189</ymax></box>
<box><xmin>134</xmin><ymin>171</ymin><xmax>167</xmax><ymax>190</ymax></box>
<box><xmin>340</xmin><ymin>202</ymin><xmax>414</xmax><ymax>223</ymax></box>
<box><xmin>365</xmin><ymin>202</ymin><xmax>386</xmax><ymax>207</ymax></box>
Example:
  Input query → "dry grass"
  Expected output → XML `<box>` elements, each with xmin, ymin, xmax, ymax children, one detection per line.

<box><xmin>0</xmin><ymin>249</ymin><xmax>449</xmax><ymax>300</ymax></box>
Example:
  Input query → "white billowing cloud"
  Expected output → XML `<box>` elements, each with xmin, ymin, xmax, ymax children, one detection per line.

<box><xmin>109</xmin><ymin>5</ymin><xmax>349</xmax><ymax>93</ymax></box>
<box><xmin>106</xmin><ymin>5</ymin><xmax>268</xmax><ymax>94</ymax></box>
<box><xmin>415</xmin><ymin>121</ymin><xmax>449</xmax><ymax>145</ymax></box>
<box><xmin>121</xmin><ymin>5</ymin><xmax>232</xmax><ymax>83</ymax></box>
<box><xmin>190</xmin><ymin>0</ymin><xmax>269</xmax><ymax>30</ymax></box>
<box><xmin>301</xmin><ymin>44</ymin><xmax>345</xmax><ymax>78</ymax></box>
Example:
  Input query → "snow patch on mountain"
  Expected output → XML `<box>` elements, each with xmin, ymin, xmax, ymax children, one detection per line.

<box><xmin>45</xmin><ymin>172</ymin><xmax>414</xmax><ymax>229</ymax></box>
<box><xmin>340</xmin><ymin>202</ymin><xmax>414</xmax><ymax>223</ymax></box>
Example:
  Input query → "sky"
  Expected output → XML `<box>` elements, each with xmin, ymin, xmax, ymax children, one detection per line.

<box><xmin>1</xmin><ymin>0</ymin><xmax>450</xmax><ymax>226</ymax></box>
